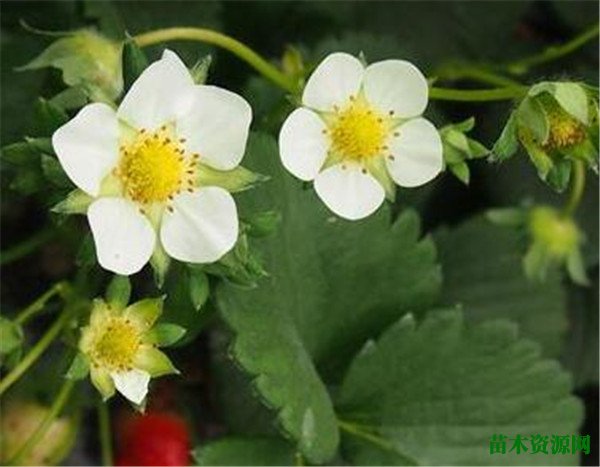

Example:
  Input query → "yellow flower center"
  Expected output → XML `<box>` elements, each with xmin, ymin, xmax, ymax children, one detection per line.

<box><xmin>91</xmin><ymin>317</ymin><xmax>141</xmax><ymax>371</ymax></box>
<box><xmin>117</xmin><ymin>126</ymin><xmax>198</xmax><ymax>205</ymax></box>
<box><xmin>543</xmin><ymin>111</ymin><xmax>586</xmax><ymax>150</ymax></box>
<box><xmin>327</xmin><ymin>97</ymin><xmax>390</xmax><ymax>161</ymax></box>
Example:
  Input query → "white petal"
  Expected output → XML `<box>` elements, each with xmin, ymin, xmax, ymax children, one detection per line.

<box><xmin>302</xmin><ymin>52</ymin><xmax>364</xmax><ymax>112</ymax></box>
<box><xmin>279</xmin><ymin>108</ymin><xmax>329</xmax><ymax>181</ymax></box>
<box><xmin>52</xmin><ymin>103</ymin><xmax>119</xmax><ymax>196</ymax></box>
<box><xmin>363</xmin><ymin>60</ymin><xmax>429</xmax><ymax>118</ymax></box>
<box><xmin>88</xmin><ymin>198</ymin><xmax>156</xmax><ymax>275</ymax></box>
<box><xmin>117</xmin><ymin>49</ymin><xmax>194</xmax><ymax>130</ymax></box>
<box><xmin>177</xmin><ymin>85</ymin><xmax>252</xmax><ymax>170</ymax></box>
<box><xmin>111</xmin><ymin>369</ymin><xmax>150</xmax><ymax>405</ymax></box>
<box><xmin>160</xmin><ymin>187</ymin><xmax>238</xmax><ymax>263</ymax></box>
<box><xmin>314</xmin><ymin>163</ymin><xmax>385</xmax><ymax>221</ymax></box>
<box><xmin>386</xmin><ymin>118</ymin><xmax>443</xmax><ymax>187</ymax></box>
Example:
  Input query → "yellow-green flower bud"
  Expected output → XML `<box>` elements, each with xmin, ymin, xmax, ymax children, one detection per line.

<box><xmin>0</xmin><ymin>400</ymin><xmax>77</xmax><ymax>465</ymax></box>
<box><xmin>528</xmin><ymin>206</ymin><xmax>579</xmax><ymax>258</ymax></box>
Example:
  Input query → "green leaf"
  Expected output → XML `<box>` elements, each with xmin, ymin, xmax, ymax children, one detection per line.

<box><xmin>18</xmin><ymin>29</ymin><xmax>123</xmax><ymax>100</ymax></box>
<box><xmin>215</xmin><ymin>133</ymin><xmax>441</xmax><ymax>462</ymax></box>
<box><xmin>143</xmin><ymin>323</ymin><xmax>186</xmax><ymax>347</ymax></box>
<box><xmin>337</xmin><ymin>309</ymin><xmax>583</xmax><ymax>466</ymax></box>
<box><xmin>435</xmin><ymin>216</ymin><xmax>568</xmax><ymax>357</ymax></box>
<box><xmin>65</xmin><ymin>352</ymin><xmax>90</xmax><ymax>380</ymax></box>
<box><xmin>242</xmin><ymin>211</ymin><xmax>281</xmax><ymax>238</ymax></box>
<box><xmin>122</xmin><ymin>36</ymin><xmax>148</xmax><ymax>92</ymax></box>
<box><xmin>491</xmin><ymin>112</ymin><xmax>519</xmax><ymax>161</ymax></box>
<box><xmin>193</xmin><ymin>437</ymin><xmax>296</xmax><ymax>466</ymax></box>
<box><xmin>188</xmin><ymin>268</ymin><xmax>210</xmax><ymax>311</ymax></box>
<box><xmin>0</xmin><ymin>316</ymin><xmax>23</xmax><ymax>356</ymax></box>
<box><xmin>105</xmin><ymin>275</ymin><xmax>131</xmax><ymax>310</ymax></box>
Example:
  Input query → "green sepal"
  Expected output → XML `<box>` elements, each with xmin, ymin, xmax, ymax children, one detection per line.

<box><xmin>32</xmin><ymin>97</ymin><xmax>69</xmax><ymax>136</ymax></box>
<box><xmin>65</xmin><ymin>352</ymin><xmax>90</xmax><ymax>380</ymax></box>
<box><xmin>529</xmin><ymin>81</ymin><xmax>589</xmax><ymax>125</ymax></box>
<box><xmin>122</xmin><ymin>35</ymin><xmax>148</xmax><ymax>92</ymax></box>
<box><xmin>18</xmin><ymin>29</ymin><xmax>123</xmax><ymax>101</ymax></box>
<box><xmin>142</xmin><ymin>323</ymin><xmax>187</xmax><ymax>347</ymax></box>
<box><xmin>440</xmin><ymin>118</ymin><xmax>488</xmax><ymax>184</ymax></box>
<box><xmin>491</xmin><ymin>112</ymin><xmax>519</xmax><ymax>161</ymax></box>
<box><xmin>49</xmin><ymin>86</ymin><xmax>89</xmax><ymax>110</ymax></box>
<box><xmin>150</xmin><ymin>243</ymin><xmax>171</xmax><ymax>288</ymax></box>
<box><xmin>196</xmin><ymin>163</ymin><xmax>269</xmax><ymax>193</ymax></box>
<box><xmin>365</xmin><ymin>155</ymin><xmax>396</xmax><ymax>201</ymax></box>
<box><xmin>188</xmin><ymin>268</ymin><xmax>210</xmax><ymax>311</ymax></box>
<box><xmin>523</xmin><ymin>242</ymin><xmax>551</xmax><ymax>283</ymax></box>
<box><xmin>135</xmin><ymin>346</ymin><xmax>179</xmax><ymax>377</ymax></box>
<box><xmin>519</xmin><ymin>130</ymin><xmax>554</xmax><ymax>179</ymax></box>
<box><xmin>41</xmin><ymin>154</ymin><xmax>71</xmax><ymax>188</ymax></box>
<box><xmin>517</xmin><ymin>96</ymin><xmax>549</xmax><ymax>144</ymax></box>
<box><xmin>449</xmin><ymin>160</ymin><xmax>470</xmax><ymax>184</ymax></box>
<box><xmin>0</xmin><ymin>316</ymin><xmax>24</xmax><ymax>356</ymax></box>
<box><xmin>90</xmin><ymin>367</ymin><xmax>115</xmax><ymax>401</ymax></box>
<box><xmin>52</xmin><ymin>189</ymin><xmax>94</xmax><ymax>215</ymax></box>
<box><xmin>545</xmin><ymin>159</ymin><xmax>572</xmax><ymax>193</ymax></box>
<box><xmin>242</xmin><ymin>210</ymin><xmax>282</xmax><ymax>238</ymax></box>
<box><xmin>125</xmin><ymin>298</ymin><xmax>164</xmax><ymax>328</ymax></box>
<box><xmin>190</xmin><ymin>54</ymin><xmax>212</xmax><ymax>84</ymax></box>
<box><xmin>105</xmin><ymin>275</ymin><xmax>131</xmax><ymax>310</ymax></box>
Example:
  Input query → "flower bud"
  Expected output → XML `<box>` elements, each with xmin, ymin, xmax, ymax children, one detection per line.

<box><xmin>0</xmin><ymin>400</ymin><xmax>77</xmax><ymax>465</ymax></box>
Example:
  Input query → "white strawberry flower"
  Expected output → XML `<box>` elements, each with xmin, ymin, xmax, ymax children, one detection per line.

<box><xmin>279</xmin><ymin>52</ymin><xmax>443</xmax><ymax>220</ymax></box>
<box><xmin>52</xmin><ymin>50</ymin><xmax>252</xmax><ymax>275</ymax></box>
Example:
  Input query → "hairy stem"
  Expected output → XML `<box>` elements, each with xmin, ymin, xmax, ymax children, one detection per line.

<box><xmin>7</xmin><ymin>378</ymin><xmax>76</xmax><ymax>465</ymax></box>
<box><xmin>98</xmin><ymin>400</ymin><xmax>114</xmax><ymax>466</ymax></box>
<box><xmin>0</xmin><ymin>304</ymin><xmax>74</xmax><ymax>395</ymax></box>
<box><xmin>507</xmin><ymin>23</ymin><xmax>599</xmax><ymax>74</ymax></box>
<box><xmin>134</xmin><ymin>27</ymin><xmax>298</xmax><ymax>93</ymax></box>
<box><xmin>563</xmin><ymin>160</ymin><xmax>586</xmax><ymax>217</ymax></box>
<box><xmin>429</xmin><ymin>85</ymin><xmax>527</xmax><ymax>102</ymax></box>
<box><xmin>13</xmin><ymin>281</ymin><xmax>69</xmax><ymax>325</ymax></box>
<box><xmin>435</xmin><ymin>64</ymin><xmax>522</xmax><ymax>88</ymax></box>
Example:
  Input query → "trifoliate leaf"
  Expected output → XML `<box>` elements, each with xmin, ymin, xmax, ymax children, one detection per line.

<box><xmin>193</xmin><ymin>437</ymin><xmax>296</xmax><ymax>466</ymax></box>
<box><xmin>337</xmin><ymin>309</ymin><xmax>583</xmax><ymax>466</ymax></box>
<box><xmin>105</xmin><ymin>275</ymin><xmax>131</xmax><ymax>310</ymax></box>
<box><xmin>18</xmin><ymin>29</ymin><xmax>123</xmax><ymax>101</ymax></box>
<box><xmin>435</xmin><ymin>216</ymin><xmax>568</xmax><ymax>357</ymax></box>
<box><xmin>187</xmin><ymin>268</ymin><xmax>210</xmax><ymax>311</ymax></box>
<box><xmin>215</xmin><ymin>133</ymin><xmax>441</xmax><ymax>462</ymax></box>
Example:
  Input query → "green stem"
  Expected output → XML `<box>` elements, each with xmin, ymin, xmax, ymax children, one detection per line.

<box><xmin>98</xmin><ymin>400</ymin><xmax>114</xmax><ymax>466</ymax></box>
<box><xmin>0</xmin><ymin>229</ymin><xmax>56</xmax><ymax>266</ymax></box>
<box><xmin>507</xmin><ymin>23</ymin><xmax>599</xmax><ymax>74</ymax></box>
<box><xmin>429</xmin><ymin>85</ymin><xmax>527</xmax><ymax>102</ymax></box>
<box><xmin>563</xmin><ymin>159</ymin><xmax>586</xmax><ymax>217</ymax></box>
<box><xmin>337</xmin><ymin>419</ymin><xmax>420</xmax><ymax>465</ymax></box>
<box><xmin>435</xmin><ymin>64</ymin><xmax>522</xmax><ymax>88</ymax></box>
<box><xmin>7</xmin><ymin>378</ymin><xmax>76</xmax><ymax>465</ymax></box>
<box><xmin>13</xmin><ymin>281</ymin><xmax>69</xmax><ymax>326</ymax></box>
<box><xmin>133</xmin><ymin>27</ymin><xmax>298</xmax><ymax>93</ymax></box>
<box><xmin>0</xmin><ymin>305</ymin><xmax>73</xmax><ymax>395</ymax></box>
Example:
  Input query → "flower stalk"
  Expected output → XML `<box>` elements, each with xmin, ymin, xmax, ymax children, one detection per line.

<box><xmin>563</xmin><ymin>159</ymin><xmax>586</xmax><ymax>217</ymax></box>
<box><xmin>98</xmin><ymin>400</ymin><xmax>114</xmax><ymax>466</ymax></box>
<box><xmin>13</xmin><ymin>281</ymin><xmax>69</xmax><ymax>326</ymax></box>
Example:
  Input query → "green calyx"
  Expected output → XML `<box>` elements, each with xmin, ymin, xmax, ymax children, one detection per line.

<box><xmin>528</xmin><ymin>206</ymin><xmax>579</xmax><ymax>257</ymax></box>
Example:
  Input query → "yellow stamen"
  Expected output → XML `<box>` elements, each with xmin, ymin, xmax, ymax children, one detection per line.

<box><xmin>543</xmin><ymin>110</ymin><xmax>586</xmax><ymax>150</ymax></box>
<box><xmin>117</xmin><ymin>128</ymin><xmax>196</xmax><ymax>204</ymax></box>
<box><xmin>328</xmin><ymin>97</ymin><xmax>390</xmax><ymax>161</ymax></box>
<box><xmin>90</xmin><ymin>317</ymin><xmax>141</xmax><ymax>371</ymax></box>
